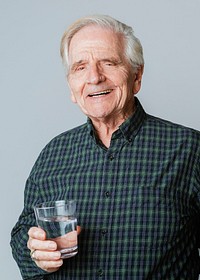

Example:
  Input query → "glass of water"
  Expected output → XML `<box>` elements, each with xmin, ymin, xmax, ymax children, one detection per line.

<box><xmin>34</xmin><ymin>200</ymin><xmax>78</xmax><ymax>259</ymax></box>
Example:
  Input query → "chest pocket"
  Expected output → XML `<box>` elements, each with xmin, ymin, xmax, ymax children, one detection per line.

<box><xmin>118</xmin><ymin>185</ymin><xmax>191</xmax><ymax>248</ymax></box>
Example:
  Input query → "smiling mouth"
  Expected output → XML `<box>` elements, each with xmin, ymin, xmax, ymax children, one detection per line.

<box><xmin>88</xmin><ymin>89</ymin><xmax>112</xmax><ymax>97</ymax></box>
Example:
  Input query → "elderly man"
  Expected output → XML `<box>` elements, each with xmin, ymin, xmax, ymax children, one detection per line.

<box><xmin>11</xmin><ymin>15</ymin><xmax>200</xmax><ymax>279</ymax></box>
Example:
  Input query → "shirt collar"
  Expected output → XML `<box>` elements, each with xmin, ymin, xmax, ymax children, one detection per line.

<box><xmin>87</xmin><ymin>97</ymin><xmax>146</xmax><ymax>143</ymax></box>
<box><xmin>117</xmin><ymin>97</ymin><xmax>146</xmax><ymax>141</ymax></box>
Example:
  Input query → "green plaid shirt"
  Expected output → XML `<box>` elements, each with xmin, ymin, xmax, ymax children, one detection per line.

<box><xmin>11</xmin><ymin>98</ymin><xmax>200</xmax><ymax>280</ymax></box>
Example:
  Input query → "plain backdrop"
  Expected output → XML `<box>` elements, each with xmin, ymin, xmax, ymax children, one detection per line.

<box><xmin>1</xmin><ymin>1</ymin><xmax>200</xmax><ymax>279</ymax></box>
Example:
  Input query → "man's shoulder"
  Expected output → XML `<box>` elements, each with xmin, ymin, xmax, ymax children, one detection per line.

<box><xmin>52</xmin><ymin>123</ymin><xmax>88</xmax><ymax>141</ymax></box>
<box><xmin>145</xmin><ymin>114</ymin><xmax>200</xmax><ymax>145</ymax></box>
<box><xmin>41</xmin><ymin>123</ymin><xmax>88</xmax><ymax>153</ymax></box>
<box><xmin>29</xmin><ymin>123</ymin><xmax>89</xmax><ymax>175</ymax></box>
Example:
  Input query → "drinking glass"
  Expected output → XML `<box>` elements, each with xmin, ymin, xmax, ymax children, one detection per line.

<box><xmin>34</xmin><ymin>200</ymin><xmax>78</xmax><ymax>259</ymax></box>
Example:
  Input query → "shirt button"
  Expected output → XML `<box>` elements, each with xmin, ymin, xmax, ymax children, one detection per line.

<box><xmin>101</xmin><ymin>229</ymin><xmax>108</xmax><ymax>235</ymax></box>
<box><xmin>97</xmin><ymin>269</ymin><xmax>103</xmax><ymax>277</ymax></box>
<box><xmin>109</xmin><ymin>154</ymin><xmax>114</xmax><ymax>161</ymax></box>
<box><xmin>105</xmin><ymin>191</ymin><xmax>110</xmax><ymax>197</ymax></box>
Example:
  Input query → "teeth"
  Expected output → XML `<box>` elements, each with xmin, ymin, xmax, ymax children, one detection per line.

<box><xmin>89</xmin><ymin>89</ymin><xmax>112</xmax><ymax>97</ymax></box>
<box><xmin>100</xmin><ymin>90</ymin><xmax>111</xmax><ymax>94</ymax></box>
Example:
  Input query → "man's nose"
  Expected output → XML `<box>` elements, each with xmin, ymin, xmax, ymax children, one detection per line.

<box><xmin>86</xmin><ymin>64</ymin><xmax>105</xmax><ymax>84</ymax></box>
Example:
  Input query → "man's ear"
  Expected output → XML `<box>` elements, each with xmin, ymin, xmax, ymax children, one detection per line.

<box><xmin>133</xmin><ymin>65</ymin><xmax>144</xmax><ymax>95</ymax></box>
<box><xmin>70</xmin><ymin>92</ymin><xmax>77</xmax><ymax>103</ymax></box>
<box><xmin>67</xmin><ymin>78</ymin><xmax>77</xmax><ymax>103</ymax></box>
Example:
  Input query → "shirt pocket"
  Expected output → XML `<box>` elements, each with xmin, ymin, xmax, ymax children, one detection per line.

<box><xmin>125</xmin><ymin>185</ymin><xmax>190</xmax><ymax>248</ymax></box>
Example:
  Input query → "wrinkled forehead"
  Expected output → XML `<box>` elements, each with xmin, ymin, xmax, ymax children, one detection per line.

<box><xmin>68</xmin><ymin>25</ymin><xmax>125</xmax><ymax>62</ymax></box>
<box><xmin>70</xmin><ymin>24</ymin><xmax>124</xmax><ymax>45</ymax></box>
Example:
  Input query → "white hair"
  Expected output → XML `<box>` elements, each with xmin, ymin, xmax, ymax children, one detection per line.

<box><xmin>60</xmin><ymin>14</ymin><xmax>144</xmax><ymax>73</ymax></box>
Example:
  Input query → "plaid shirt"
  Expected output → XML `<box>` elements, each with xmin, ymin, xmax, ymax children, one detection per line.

<box><xmin>11</xmin><ymin>98</ymin><xmax>200</xmax><ymax>280</ymax></box>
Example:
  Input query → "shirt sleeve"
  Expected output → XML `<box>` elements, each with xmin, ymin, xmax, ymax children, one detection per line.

<box><xmin>10</xmin><ymin>154</ymin><xmax>51</xmax><ymax>279</ymax></box>
<box><xmin>195</xmin><ymin>146</ymin><xmax>200</xmax><ymax>248</ymax></box>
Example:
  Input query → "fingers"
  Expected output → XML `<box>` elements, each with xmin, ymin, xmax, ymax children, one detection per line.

<box><xmin>35</xmin><ymin>259</ymin><xmax>63</xmax><ymax>272</ymax></box>
<box><xmin>34</xmin><ymin>259</ymin><xmax>63</xmax><ymax>273</ymax></box>
<box><xmin>27</xmin><ymin>226</ymin><xmax>57</xmax><ymax>252</ymax></box>
<box><xmin>32</xmin><ymin>250</ymin><xmax>61</xmax><ymax>261</ymax></box>
<box><xmin>27</xmin><ymin>225</ymin><xmax>81</xmax><ymax>273</ymax></box>
<box><xmin>77</xmin><ymin>225</ymin><xmax>81</xmax><ymax>235</ymax></box>
<box><xmin>27</xmin><ymin>226</ymin><xmax>62</xmax><ymax>272</ymax></box>
<box><xmin>28</xmin><ymin>237</ymin><xmax>57</xmax><ymax>252</ymax></box>
<box><xmin>28</xmin><ymin>225</ymin><xmax>81</xmax><ymax>240</ymax></box>
<box><xmin>29</xmin><ymin>247</ymin><xmax>62</xmax><ymax>273</ymax></box>
<box><xmin>28</xmin><ymin>227</ymin><xmax>46</xmax><ymax>240</ymax></box>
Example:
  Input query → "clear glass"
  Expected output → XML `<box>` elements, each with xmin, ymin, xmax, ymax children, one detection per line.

<box><xmin>34</xmin><ymin>200</ymin><xmax>78</xmax><ymax>259</ymax></box>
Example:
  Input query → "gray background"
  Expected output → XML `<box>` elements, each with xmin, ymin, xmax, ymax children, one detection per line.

<box><xmin>1</xmin><ymin>1</ymin><xmax>200</xmax><ymax>279</ymax></box>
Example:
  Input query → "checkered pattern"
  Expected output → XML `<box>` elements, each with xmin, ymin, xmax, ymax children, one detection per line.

<box><xmin>10</xmin><ymin>98</ymin><xmax>200</xmax><ymax>279</ymax></box>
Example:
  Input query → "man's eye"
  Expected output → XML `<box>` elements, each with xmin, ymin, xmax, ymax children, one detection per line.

<box><xmin>105</xmin><ymin>62</ymin><xmax>113</xmax><ymax>66</ymax></box>
<box><xmin>76</xmin><ymin>66</ymin><xmax>85</xmax><ymax>71</ymax></box>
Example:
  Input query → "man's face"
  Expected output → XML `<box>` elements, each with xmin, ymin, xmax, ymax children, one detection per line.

<box><xmin>67</xmin><ymin>25</ymin><xmax>142</xmax><ymax>122</ymax></box>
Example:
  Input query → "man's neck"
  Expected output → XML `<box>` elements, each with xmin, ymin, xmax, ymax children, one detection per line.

<box><xmin>91</xmin><ymin>108</ymin><xmax>135</xmax><ymax>148</ymax></box>
<box><xmin>93</xmin><ymin>121</ymin><xmax>121</xmax><ymax>148</ymax></box>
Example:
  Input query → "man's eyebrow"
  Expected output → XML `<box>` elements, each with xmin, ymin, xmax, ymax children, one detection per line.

<box><xmin>69</xmin><ymin>57</ymin><xmax>122</xmax><ymax>71</ymax></box>
<box><xmin>100</xmin><ymin>57</ymin><xmax>122</xmax><ymax>64</ymax></box>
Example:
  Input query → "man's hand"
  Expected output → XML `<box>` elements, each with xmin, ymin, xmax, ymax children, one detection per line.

<box><xmin>27</xmin><ymin>226</ymin><xmax>81</xmax><ymax>273</ymax></box>
<box><xmin>27</xmin><ymin>227</ymin><xmax>63</xmax><ymax>273</ymax></box>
